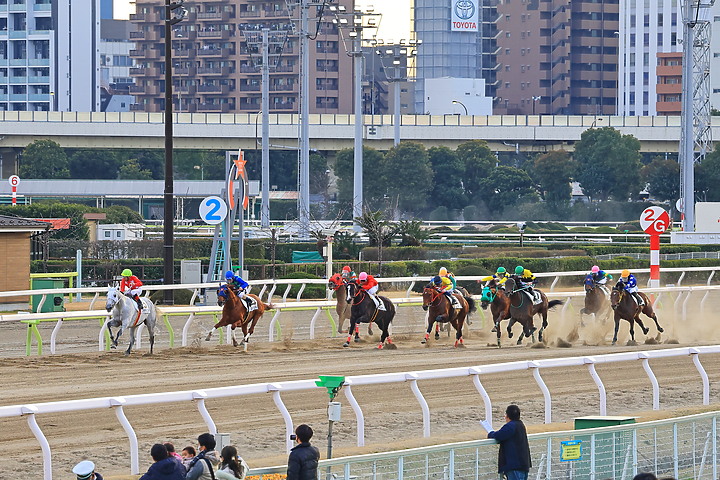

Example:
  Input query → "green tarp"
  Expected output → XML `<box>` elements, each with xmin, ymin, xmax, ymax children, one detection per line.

<box><xmin>292</xmin><ymin>251</ymin><xmax>325</xmax><ymax>263</ymax></box>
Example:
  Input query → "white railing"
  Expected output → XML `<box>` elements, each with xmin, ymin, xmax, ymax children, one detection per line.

<box><xmin>249</xmin><ymin>409</ymin><xmax>720</xmax><ymax>479</ymax></box>
<box><xmin>1</xmin><ymin>345</ymin><xmax>718</xmax><ymax>479</ymax></box>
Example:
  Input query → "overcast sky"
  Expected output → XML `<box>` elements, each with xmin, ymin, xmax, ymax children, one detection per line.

<box><xmin>114</xmin><ymin>0</ymin><xmax>411</xmax><ymax>41</ymax></box>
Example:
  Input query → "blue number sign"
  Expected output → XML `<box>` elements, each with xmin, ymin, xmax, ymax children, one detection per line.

<box><xmin>199</xmin><ymin>196</ymin><xmax>228</xmax><ymax>225</ymax></box>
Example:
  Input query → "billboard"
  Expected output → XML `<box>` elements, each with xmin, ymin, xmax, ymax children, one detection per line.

<box><xmin>451</xmin><ymin>0</ymin><xmax>479</xmax><ymax>32</ymax></box>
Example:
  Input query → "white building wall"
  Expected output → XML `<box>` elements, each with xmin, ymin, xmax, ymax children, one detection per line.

<box><xmin>710</xmin><ymin>3</ymin><xmax>720</xmax><ymax>110</ymax></box>
<box><xmin>424</xmin><ymin>77</ymin><xmax>493</xmax><ymax>115</ymax></box>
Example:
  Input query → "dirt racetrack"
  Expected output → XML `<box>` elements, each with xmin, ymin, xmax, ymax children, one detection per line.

<box><xmin>2</xmin><ymin>292</ymin><xmax>720</xmax><ymax>479</ymax></box>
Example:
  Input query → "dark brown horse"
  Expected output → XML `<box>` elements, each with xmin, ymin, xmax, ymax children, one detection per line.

<box><xmin>421</xmin><ymin>285</ymin><xmax>476</xmax><ymax>347</ymax></box>
<box><xmin>328</xmin><ymin>273</ymin><xmax>372</xmax><ymax>336</ymax></box>
<box><xmin>580</xmin><ymin>274</ymin><xmax>612</xmax><ymax>322</ymax></box>
<box><xmin>209</xmin><ymin>287</ymin><xmax>273</xmax><ymax>351</ymax></box>
<box><xmin>480</xmin><ymin>279</ymin><xmax>511</xmax><ymax>348</ymax></box>
<box><xmin>343</xmin><ymin>281</ymin><xmax>396</xmax><ymax>349</ymax></box>
<box><xmin>505</xmin><ymin>277</ymin><xmax>563</xmax><ymax>345</ymax></box>
<box><xmin>609</xmin><ymin>286</ymin><xmax>664</xmax><ymax>345</ymax></box>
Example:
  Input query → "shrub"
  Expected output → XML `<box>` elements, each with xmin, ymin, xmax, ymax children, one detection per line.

<box><xmin>149</xmin><ymin>288</ymin><xmax>197</xmax><ymax>305</ymax></box>
<box><xmin>280</xmin><ymin>272</ymin><xmax>326</xmax><ymax>299</ymax></box>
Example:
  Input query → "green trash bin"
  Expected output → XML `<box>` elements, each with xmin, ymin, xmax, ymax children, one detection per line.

<box><xmin>31</xmin><ymin>278</ymin><xmax>65</xmax><ymax>313</ymax></box>
<box><xmin>570</xmin><ymin>416</ymin><xmax>636</xmax><ymax>478</ymax></box>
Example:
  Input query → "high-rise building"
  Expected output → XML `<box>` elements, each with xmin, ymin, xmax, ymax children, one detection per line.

<box><xmin>101</xmin><ymin>0</ymin><xmax>114</xmax><ymax>19</ymax></box>
<box><xmin>656</xmin><ymin>52</ymin><xmax>681</xmax><ymax>116</ymax></box>
<box><xmin>709</xmin><ymin>3</ymin><xmax>720</xmax><ymax>110</ymax></box>
<box><xmin>129</xmin><ymin>0</ymin><xmax>354</xmax><ymax>114</ymax></box>
<box><xmin>618</xmin><ymin>0</ymin><xmax>680</xmax><ymax>116</ymax></box>
<box><xmin>0</xmin><ymin>0</ymin><xmax>100</xmax><ymax>112</ymax></box>
<box><xmin>495</xmin><ymin>0</ymin><xmax>619</xmax><ymax>116</ymax></box>
<box><xmin>100</xmin><ymin>19</ymin><xmax>136</xmax><ymax>112</ymax></box>
<box><xmin>413</xmin><ymin>0</ymin><xmax>499</xmax><ymax>114</ymax></box>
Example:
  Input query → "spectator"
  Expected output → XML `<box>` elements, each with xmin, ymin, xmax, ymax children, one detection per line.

<box><xmin>482</xmin><ymin>405</ymin><xmax>531</xmax><ymax>480</ymax></box>
<box><xmin>186</xmin><ymin>433</ymin><xmax>220</xmax><ymax>480</ymax></box>
<box><xmin>164</xmin><ymin>442</ymin><xmax>183</xmax><ymax>464</ymax></box>
<box><xmin>140</xmin><ymin>444</ymin><xmax>187</xmax><ymax>480</ymax></box>
<box><xmin>181</xmin><ymin>446</ymin><xmax>197</xmax><ymax>470</ymax></box>
<box><xmin>216</xmin><ymin>445</ymin><xmax>250</xmax><ymax>480</ymax></box>
<box><xmin>632</xmin><ymin>475</ymin><xmax>658</xmax><ymax>480</ymax></box>
<box><xmin>72</xmin><ymin>460</ymin><xmax>103</xmax><ymax>480</ymax></box>
<box><xmin>287</xmin><ymin>424</ymin><xmax>320</xmax><ymax>480</ymax></box>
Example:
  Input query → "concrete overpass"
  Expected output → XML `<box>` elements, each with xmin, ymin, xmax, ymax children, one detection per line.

<box><xmin>0</xmin><ymin>110</ymin><xmax>714</xmax><ymax>153</ymax></box>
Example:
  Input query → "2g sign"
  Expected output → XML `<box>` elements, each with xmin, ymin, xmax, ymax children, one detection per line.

<box><xmin>640</xmin><ymin>206</ymin><xmax>670</xmax><ymax>236</ymax></box>
<box><xmin>199</xmin><ymin>196</ymin><xmax>228</xmax><ymax>225</ymax></box>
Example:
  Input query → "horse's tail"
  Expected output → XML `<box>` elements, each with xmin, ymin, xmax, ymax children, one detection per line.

<box><xmin>548</xmin><ymin>299</ymin><xmax>564</xmax><ymax>310</ymax></box>
<box><xmin>264</xmin><ymin>302</ymin><xmax>275</xmax><ymax>310</ymax></box>
<box><xmin>465</xmin><ymin>295</ymin><xmax>477</xmax><ymax>314</ymax></box>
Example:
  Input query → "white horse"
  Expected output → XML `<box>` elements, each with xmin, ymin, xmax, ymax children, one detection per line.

<box><xmin>105</xmin><ymin>285</ymin><xmax>157</xmax><ymax>355</ymax></box>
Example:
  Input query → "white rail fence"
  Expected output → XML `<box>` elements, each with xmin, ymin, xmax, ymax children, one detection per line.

<box><xmin>250</xmin><ymin>409</ymin><xmax>720</xmax><ymax>480</ymax></box>
<box><xmin>1</xmin><ymin>346</ymin><xmax>718</xmax><ymax>479</ymax></box>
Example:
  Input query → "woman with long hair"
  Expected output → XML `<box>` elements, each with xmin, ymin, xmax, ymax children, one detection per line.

<box><xmin>216</xmin><ymin>445</ymin><xmax>249</xmax><ymax>480</ymax></box>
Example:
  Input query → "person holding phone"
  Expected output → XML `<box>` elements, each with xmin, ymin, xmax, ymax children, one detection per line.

<box><xmin>286</xmin><ymin>424</ymin><xmax>319</xmax><ymax>480</ymax></box>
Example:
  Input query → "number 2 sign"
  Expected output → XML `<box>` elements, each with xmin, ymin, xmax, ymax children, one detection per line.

<box><xmin>640</xmin><ymin>206</ymin><xmax>670</xmax><ymax>236</ymax></box>
<box><xmin>199</xmin><ymin>196</ymin><xmax>228</xmax><ymax>225</ymax></box>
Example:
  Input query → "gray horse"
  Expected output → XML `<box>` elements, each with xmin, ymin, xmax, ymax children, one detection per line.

<box><xmin>105</xmin><ymin>285</ymin><xmax>157</xmax><ymax>355</ymax></box>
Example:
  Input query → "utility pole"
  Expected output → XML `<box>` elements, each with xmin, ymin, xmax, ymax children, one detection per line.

<box><xmin>299</xmin><ymin>0</ymin><xmax>311</xmax><ymax>238</ymax></box>
<box><xmin>261</xmin><ymin>29</ymin><xmax>270</xmax><ymax>228</ymax></box>
<box><xmin>376</xmin><ymin>40</ymin><xmax>420</xmax><ymax>146</ymax></box>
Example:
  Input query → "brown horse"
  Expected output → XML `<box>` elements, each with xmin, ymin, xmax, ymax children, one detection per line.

<box><xmin>580</xmin><ymin>274</ymin><xmax>612</xmax><ymax>322</ymax></box>
<box><xmin>208</xmin><ymin>287</ymin><xmax>273</xmax><ymax>351</ymax></box>
<box><xmin>328</xmin><ymin>273</ymin><xmax>372</xmax><ymax>336</ymax></box>
<box><xmin>480</xmin><ymin>279</ymin><xmax>511</xmax><ymax>348</ymax></box>
<box><xmin>421</xmin><ymin>285</ymin><xmax>475</xmax><ymax>347</ymax></box>
<box><xmin>609</xmin><ymin>286</ymin><xmax>664</xmax><ymax>345</ymax></box>
<box><xmin>504</xmin><ymin>277</ymin><xmax>563</xmax><ymax>345</ymax></box>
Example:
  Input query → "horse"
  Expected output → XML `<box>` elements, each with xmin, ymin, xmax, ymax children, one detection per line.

<box><xmin>609</xmin><ymin>286</ymin><xmax>664</xmax><ymax>345</ymax></box>
<box><xmin>328</xmin><ymin>274</ymin><xmax>372</xmax><ymax>336</ymax></box>
<box><xmin>343</xmin><ymin>281</ymin><xmax>396</xmax><ymax>349</ymax></box>
<box><xmin>209</xmin><ymin>286</ymin><xmax>272</xmax><ymax>351</ymax></box>
<box><xmin>421</xmin><ymin>284</ymin><xmax>476</xmax><ymax>347</ymax></box>
<box><xmin>104</xmin><ymin>285</ymin><xmax>157</xmax><ymax>356</ymax></box>
<box><xmin>480</xmin><ymin>279</ymin><xmax>512</xmax><ymax>348</ymax></box>
<box><xmin>504</xmin><ymin>277</ymin><xmax>564</xmax><ymax>345</ymax></box>
<box><xmin>580</xmin><ymin>274</ymin><xmax>612</xmax><ymax>322</ymax></box>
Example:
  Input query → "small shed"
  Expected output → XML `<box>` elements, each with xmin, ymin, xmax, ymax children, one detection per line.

<box><xmin>0</xmin><ymin>215</ymin><xmax>51</xmax><ymax>306</ymax></box>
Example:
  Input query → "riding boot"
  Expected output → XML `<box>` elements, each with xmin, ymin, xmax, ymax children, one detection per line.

<box><xmin>373</xmin><ymin>294</ymin><xmax>386</xmax><ymax>311</ymax></box>
<box><xmin>633</xmin><ymin>292</ymin><xmax>645</xmax><ymax>306</ymax></box>
<box><xmin>134</xmin><ymin>295</ymin><xmax>143</xmax><ymax>311</ymax></box>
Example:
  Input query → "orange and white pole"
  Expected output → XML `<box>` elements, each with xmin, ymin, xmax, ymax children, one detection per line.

<box><xmin>649</xmin><ymin>234</ymin><xmax>660</xmax><ymax>288</ymax></box>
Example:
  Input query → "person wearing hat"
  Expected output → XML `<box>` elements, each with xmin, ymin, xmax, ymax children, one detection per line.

<box><xmin>73</xmin><ymin>460</ymin><xmax>103</xmax><ymax>480</ymax></box>
<box><xmin>480</xmin><ymin>267</ymin><xmax>510</xmax><ymax>290</ymax></box>
<box><xmin>120</xmin><ymin>268</ymin><xmax>144</xmax><ymax>311</ymax></box>
<box><xmin>340</xmin><ymin>265</ymin><xmax>357</xmax><ymax>283</ymax></box>
<box><xmin>617</xmin><ymin>269</ymin><xmax>644</xmax><ymax>306</ymax></box>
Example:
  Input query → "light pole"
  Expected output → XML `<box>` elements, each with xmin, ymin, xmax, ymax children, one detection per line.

<box><xmin>163</xmin><ymin>0</ymin><xmax>187</xmax><ymax>305</ymax></box>
<box><xmin>531</xmin><ymin>96</ymin><xmax>541</xmax><ymax>115</ymax></box>
<box><xmin>451</xmin><ymin>100</ymin><xmax>467</xmax><ymax>115</ymax></box>
<box><xmin>377</xmin><ymin>40</ymin><xmax>419</xmax><ymax>146</ymax></box>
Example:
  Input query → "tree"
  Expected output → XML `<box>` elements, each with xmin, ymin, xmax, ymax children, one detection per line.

<box><xmin>574</xmin><ymin>127</ymin><xmax>642</xmax><ymax>201</ymax></box>
<box><xmin>382</xmin><ymin>142</ymin><xmax>434</xmax><ymax>213</ymax></box>
<box><xmin>354</xmin><ymin>210</ymin><xmax>399</xmax><ymax>276</ymax></box>
<box><xmin>173</xmin><ymin>150</ymin><xmax>225</xmax><ymax>180</ymax></box>
<box><xmin>456</xmin><ymin>140</ymin><xmax>496</xmax><ymax>200</ymax></box>
<box><xmin>19</xmin><ymin>140</ymin><xmax>70</xmax><ymax>179</ymax></box>
<box><xmin>396</xmin><ymin>219</ymin><xmax>431</xmax><ymax>246</ymax></box>
<box><xmin>244</xmin><ymin>150</ymin><xmax>298</xmax><ymax>191</ymax></box>
<box><xmin>309</xmin><ymin>152</ymin><xmax>329</xmax><ymax>196</ymax></box>
<box><xmin>118</xmin><ymin>159</ymin><xmax>153</xmax><ymax>180</ymax></box>
<box><xmin>641</xmin><ymin>157</ymin><xmax>679</xmax><ymax>202</ymax></box>
<box><xmin>428</xmin><ymin>146</ymin><xmax>468</xmax><ymax>210</ymax></box>
<box><xmin>531</xmin><ymin>150</ymin><xmax>576</xmax><ymax>204</ymax></box>
<box><xmin>480</xmin><ymin>166</ymin><xmax>537</xmax><ymax>216</ymax></box>
<box><xmin>68</xmin><ymin>149</ymin><xmax>120</xmax><ymax>179</ymax></box>
<box><xmin>334</xmin><ymin>146</ymin><xmax>386</xmax><ymax>210</ymax></box>
<box><xmin>696</xmin><ymin>151</ymin><xmax>720</xmax><ymax>202</ymax></box>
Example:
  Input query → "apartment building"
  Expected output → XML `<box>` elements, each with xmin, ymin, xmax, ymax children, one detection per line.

<box><xmin>100</xmin><ymin>19</ymin><xmax>135</xmax><ymax>111</ymax></box>
<box><xmin>656</xmin><ymin>51</ymin><xmax>681</xmax><ymax>116</ymax></box>
<box><xmin>129</xmin><ymin>0</ymin><xmax>353</xmax><ymax>114</ymax></box>
<box><xmin>0</xmin><ymin>0</ymin><xmax>99</xmax><ymax>112</ymax></box>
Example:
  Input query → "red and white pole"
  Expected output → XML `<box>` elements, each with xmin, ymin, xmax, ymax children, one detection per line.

<box><xmin>649</xmin><ymin>234</ymin><xmax>660</xmax><ymax>288</ymax></box>
<box><xmin>640</xmin><ymin>206</ymin><xmax>670</xmax><ymax>289</ymax></box>
<box><xmin>11</xmin><ymin>185</ymin><xmax>16</xmax><ymax>206</ymax></box>
<box><xmin>8</xmin><ymin>175</ymin><xmax>19</xmax><ymax>207</ymax></box>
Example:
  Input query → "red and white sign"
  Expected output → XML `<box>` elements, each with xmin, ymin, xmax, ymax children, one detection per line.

<box><xmin>8</xmin><ymin>175</ymin><xmax>19</xmax><ymax>206</ymax></box>
<box><xmin>640</xmin><ymin>206</ymin><xmax>670</xmax><ymax>236</ymax></box>
<box><xmin>640</xmin><ymin>206</ymin><xmax>669</xmax><ymax>288</ymax></box>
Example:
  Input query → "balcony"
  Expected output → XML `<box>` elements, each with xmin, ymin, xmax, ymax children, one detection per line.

<box><xmin>272</xmin><ymin>102</ymin><xmax>295</xmax><ymax>111</ymax></box>
<box><xmin>129</xmin><ymin>103</ymin><xmax>146</xmax><ymax>112</ymax></box>
<box><xmin>240</xmin><ymin>65</ymin><xmax>260</xmax><ymax>73</ymax></box>
<box><xmin>264</xmin><ymin>9</ymin><xmax>289</xmax><ymax>17</ymax></box>
<box><xmin>274</xmin><ymin>65</ymin><xmax>297</xmax><ymax>73</ymax></box>
<box><xmin>130</xmin><ymin>49</ymin><xmax>160</xmax><ymax>60</ymax></box>
<box><xmin>27</xmin><ymin>75</ymin><xmax>49</xmax><ymax>83</ymax></box>
<box><xmin>131</xmin><ymin>67</ymin><xmax>160</xmax><ymax>77</ymax></box>
<box><xmin>0</xmin><ymin>94</ymin><xmax>7</xmax><ymax>102</ymax></box>
<box><xmin>9</xmin><ymin>3</ymin><xmax>26</xmax><ymax>11</ymax></box>
<box><xmin>28</xmin><ymin>93</ymin><xmax>48</xmax><ymax>101</ymax></box>
<box><xmin>129</xmin><ymin>85</ymin><xmax>147</xmax><ymax>94</ymax></box>
<box><xmin>272</xmin><ymin>84</ymin><xmax>297</xmax><ymax>92</ymax></box>
<box><xmin>197</xmin><ymin>11</ymin><xmax>231</xmax><ymax>22</ymax></box>
<box><xmin>9</xmin><ymin>94</ymin><xmax>26</xmax><ymax>101</ymax></box>
<box><xmin>240</xmin><ymin>84</ymin><xmax>260</xmax><ymax>92</ymax></box>
<box><xmin>196</xmin><ymin>103</ymin><xmax>230</xmax><ymax>113</ymax></box>
<box><xmin>656</xmin><ymin>83</ymin><xmax>681</xmax><ymax>95</ymax></box>
<box><xmin>9</xmin><ymin>76</ymin><xmax>26</xmax><ymax>84</ymax></box>
<box><xmin>174</xmin><ymin>49</ymin><xmax>196</xmax><ymax>59</ymax></box>
<box><xmin>176</xmin><ymin>85</ymin><xmax>196</xmax><ymax>95</ymax></box>
<box><xmin>197</xmin><ymin>47</ymin><xmax>232</xmax><ymax>58</ymax></box>
<box><xmin>174</xmin><ymin>67</ymin><xmax>196</xmax><ymax>76</ymax></box>
<box><xmin>130</xmin><ymin>31</ymin><xmax>146</xmax><ymax>40</ymax></box>
<box><xmin>33</xmin><ymin>2</ymin><xmax>51</xmax><ymax>11</ymax></box>
<box><xmin>197</xmin><ymin>30</ymin><xmax>230</xmax><ymax>40</ymax></box>
<box><xmin>239</xmin><ymin>10</ymin><xmax>262</xmax><ymax>18</ymax></box>
<box><xmin>198</xmin><ymin>84</ymin><xmax>230</xmax><ymax>94</ymax></box>
<box><xmin>197</xmin><ymin>67</ymin><xmax>229</xmax><ymax>76</ymax></box>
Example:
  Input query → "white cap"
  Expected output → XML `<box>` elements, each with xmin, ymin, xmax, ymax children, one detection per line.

<box><xmin>72</xmin><ymin>460</ymin><xmax>95</xmax><ymax>480</ymax></box>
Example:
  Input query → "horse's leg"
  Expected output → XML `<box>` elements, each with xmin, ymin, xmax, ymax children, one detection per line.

<box><xmin>494</xmin><ymin>313</ymin><xmax>502</xmax><ymax>348</ymax></box>
<box><xmin>205</xmin><ymin>326</ymin><xmax>215</xmax><ymax>342</ymax></box>
<box><xmin>453</xmin><ymin>317</ymin><xmax>464</xmax><ymax>347</ymax></box>
<box><xmin>146</xmin><ymin>320</ymin><xmax>155</xmax><ymax>355</ymax></box>
<box><xmin>644</xmin><ymin>305</ymin><xmax>664</xmax><ymax>333</ymax></box>
<box><xmin>516</xmin><ymin>327</ymin><xmax>526</xmax><ymax>346</ymax></box>
<box><xmin>538</xmin><ymin>310</ymin><xmax>549</xmax><ymax>343</ymax></box>
<box><xmin>507</xmin><ymin>318</ymin><xmax>515</xmax><ymax>338</ymax></box>
<box><xmin>634</xmin><ymin>314</ymin><xmax>649</xmax><ymax>335</ymax></box>
<box><xmin>422</xmin><ymin>318</ymin><xmax>435</xmax><ymax>344</ymax></box>
<box><xmin>125</xmin><ymin>326</ymin><xmax>135</xmax><ymax>355</ymax></box>
<box><xmin>612</xmin><ymin>313</ymin><xmax>621</xmax><ymax>345</ymax></box>
<box><xmin>377</xmin><ymin>320</ymin><xmax>389</xmax><ymax>349</ymax></box>
<box><xmin>434</xmin><ymin>321</ymin><xmax>440</xmax><ymax>340</ymax></box>
<box><xmin>230</xmin><ymin>325</ymin><xmax>239</xmax><ymax>347</ymax></box>
<box><xmin>628</xmin><ymin>317</ymin><xmax>637</xmax><ymax>344</ymax></box>
<box><xmin>344</xmin><ymin>316</ymin><xmax>357</xmax><ymax>347</ymax></box>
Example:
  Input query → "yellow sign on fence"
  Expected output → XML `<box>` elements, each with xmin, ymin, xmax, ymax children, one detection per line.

<box><xmin>560</xmin><ymin>440</ymin><xmax>582</xmax><ymax>462</ymax></box>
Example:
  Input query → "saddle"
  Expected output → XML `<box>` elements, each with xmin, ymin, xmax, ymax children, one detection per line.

<box><xmin>523</xmin><ymin>290</ymin><xmax>543</xmax><ymax>305</ymax></box>
<box><xmin>243</xmin><ymin>295</ymin><xmax>258</xmax><ymax>312</ymax></box>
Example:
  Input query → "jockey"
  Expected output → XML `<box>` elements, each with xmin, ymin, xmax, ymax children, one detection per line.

<box><xmin>340</xmin><ymin>265</ymin><xmax>357</xmax><ymax>283</ymax></box>
<box><xmin>358</xmin><ymin>271</ymin><xmax>386</xmax><ymax>311</ymax></box>
<box><xmin>617</xmin><ymin>269</ymin><xmax>644</xmax><ymax>306</ymax></box>
<box><xmin>225</xmin><ymin>270</ymin><xmax>249</xmax><ymax>298</ymax></box>
<box><xmin>433</xmin><ymin>275</ymin><xmax>461</xmax><ymax>309</ymax></box>
<box><xmin>120</xmin><ymin>269</ymin><xmax>143</xmax><ymax>311</ymax></box>
<box><xmin>514</xmin><ymin>265</ymin><xmax>537</xmax><ymax>295</ymax></box>
<box><xmin>480</xmin><ymin>267</ymin><xmax>510</xmax><ymax>289</ymax></box>
<box><xmin>438</xmin><ymin>267</ymin><xmax>457</xmax><ymax>291</ymax></box>
<box><xmin>589</xmin><ymin>265</ymin><xmax>613</xmax><ymax>285</ymax></box>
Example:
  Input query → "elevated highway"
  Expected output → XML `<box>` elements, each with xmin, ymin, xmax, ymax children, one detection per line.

<box><xmin>0</xmin><ymin>111</ymin><xmax>712</xmax><ymax>152</ymax></box>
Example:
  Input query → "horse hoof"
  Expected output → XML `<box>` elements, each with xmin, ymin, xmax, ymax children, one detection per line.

<box><xmin>434</xmin><ymin>333</ymin><xmax>440</xmax><ymax>340</ymax></box>
<box><xmin>491</xmin><ymin>326</ymin><xmax>497</xmax><ymax>333</ymax></box>
<box><xmin>343</xmin><ymin>342</ymin><xmax>350</xmax><ymax>348</ymax></box>
<box><xmin>421</xmin><ymin>339</ymin><xmax>427</xmax><ymax>344</ymax></box>
<box><xmin>658</xmin><ymin>327</ymin><xmax>664</xmax><ymax>333</ymax></box>
<box><xmin>508</xmin><ymin>332</ymin><xmax>513</xmax><ymax>339</ymax></box>
<box><xmin>612</xmin><ymin>341</ymin><xmax>617</xmax><ymax>346</ymax></box>
<box><xmin>110</xmin><ymin>345</ymin><xmax>117</xmax><ymax>350</ymax></box>
<box><xmin>377</xmin><ymin>344</ymin><xmax>383</xmax><ymax>349</ymax></box>
<box><xmin>354</xmin><ymin>337</ymin><xmax>360</xmax><ymax>343</ymax></box>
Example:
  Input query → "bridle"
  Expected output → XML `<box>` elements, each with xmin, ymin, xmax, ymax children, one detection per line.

<box><xmin>423</xmin><ymin>286</ymin><xmax>443</xmax><ymax>307</ymax></box>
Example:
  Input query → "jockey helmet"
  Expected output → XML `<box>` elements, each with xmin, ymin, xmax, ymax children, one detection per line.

<box><xmin>342</xmin><ymin>266</ymin><xmax>351</xmax><ymax>273</ymax></box>
<box><xmin>358</xmin><ymin>272</ymin><xmax>368</xmax><ymax>282</ymax></box>
<box><xmin>515</xmin><ymin>266</ymin><xmax>524</xmax><ymax>275</ymax></box>
<box><xmin>621</xmin><ymin>269</ymin><xmax>630</xmax><ymax>278</ymax></box>
<box><xmin>433</xmin><ymin>275</ymin><xmax>443</xmax><ymax>286</ymax></box>
<box><xmin>439</xmin><ymin>267</ymin><xmax>448</xmax><ymax>276</ymax></box>
<box><xmin>496</xmin><ymin>267</ymin><xmax>506</xmax><ymax>274</ymax></box>
<box><xmin>121</xmin><ymin>269</ymin><xmax>132</xmax><ymax>277</ymax></box>
<box><xmin>591</xmin><ymin>265</ymin><xmax>600</xmax><ymax>273</ymax></box>
<box><xmin>225</xmin><ymin>270</ymin><xmax>234</xmax><ymax>280</ymax></box>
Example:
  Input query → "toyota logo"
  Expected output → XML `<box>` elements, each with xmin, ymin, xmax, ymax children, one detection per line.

<box><xmin>454</xmin><ymin>0</ymin><xmax>475</xmax><ymax>20</ymax></box>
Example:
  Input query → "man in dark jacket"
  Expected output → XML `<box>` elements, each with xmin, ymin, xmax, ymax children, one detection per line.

<box><xmin>484</xmin><ymin>405</ymin><xmax>532</xmax><ymax>480</ymax></box>
<box><xmin>140</xmin><ymin>443</ymin><xmax>187</xmax><ymax>480</ymax></box>
<box><xmin>287</xmin><ymin>424</ymin><xmax>320</xmax><ymax>480</ymax></box>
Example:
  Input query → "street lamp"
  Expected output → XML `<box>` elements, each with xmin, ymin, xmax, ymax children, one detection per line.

<box><xmin>451</xmin><ymin>100</ymin><xmax>467</xmax><ymax>115</ymax></box>
<box><xmin>377</xmin><ymin>40</ymin><xmax>419</xmax><ymax>146</ymax></box>
<box><xmin>163</xmin><ymin>0</ymin><xmax>187</xmax><ymax>305</ymax></box>
<box><xmin>531</xmin><ymin>96</ymin><xmax>541</xmax><ymax>115</ymax></box>
<box><xmin>193</xmin><ymin>164</ymin><xmax>204</xmax><ymax>180</ymax></box>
